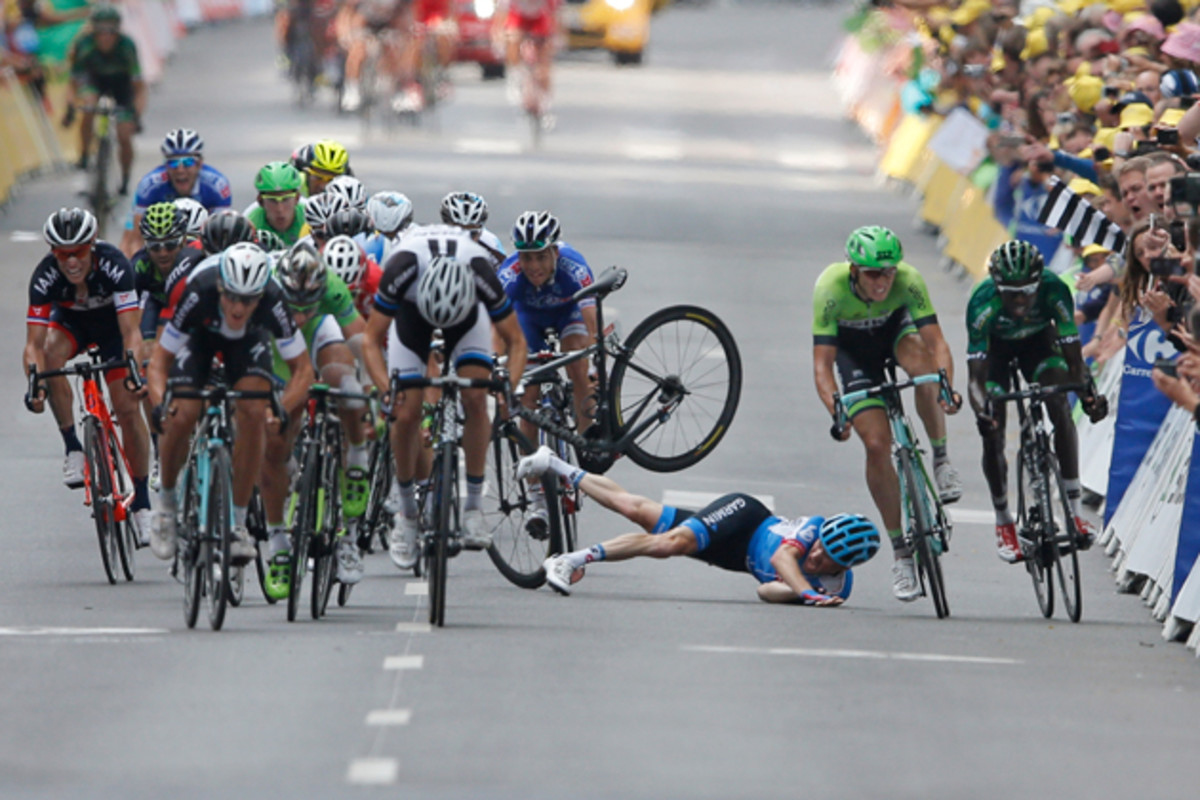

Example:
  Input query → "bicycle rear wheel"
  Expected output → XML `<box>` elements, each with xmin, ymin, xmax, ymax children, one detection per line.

<box><xmin>609</xmin><ymin>305</ymin><xmax>742</xmax><ymax>472</ymax></box>
<box><xmin>1046</xmin><ymin>452</ymin><xmax>1083</xmax><ymax>623</ymax></box>
<box><xmin>205</xmin><ymin>448</ymin><xmax>233</xmax><ymax>631</ymax></box>
<box><xmin>92</xmin><ymin>135</ymin><xmax>112</xmax><ymax>236</ymax></box>
<box><xmin>901</xmin><ymin>448</ymin><xmax>950</xmax><ymax>619</ymax></box>
<box><xmin>288</xmin><ymin>448</ymin><xmax>319</xmax><ymax>622</ymax></box>
<box><xmin>361</xmin><ymin>432</ymin><xmax>394</xmax><ymax>555</ymax></box>
<box><xmin>428</xmin><ymin>445</ymin><xmax>457</xmax><ymax>627</ymax></box>
<box><xmin>1018</xmin><ymin>450</ymin><xmax>1054</xmax><ymax>619</ymax></box>
<box><xmin>83</xmin><ymin>418</ymin><xmax>119</xmax><ymax>585</ymax></box>
<box><xmin>311</xmin><ymin>459</ymin><xmax>340</xmax><ymax>620</ymax></box>
<box><xmin>247</xmin><ymin>488</ymin><xmax>276</xmax><ymax>604</ymax></box>
<box><xmin>551</xmin><ymin>434</ymin><xmax>579</xmax><ymax>553</ymax></box>
<box><xmin>485</xmin><ymin>421</ymin><xmax>561</xmax><ymax>589</ymax></box>
<box><xmin>107</xmin><ymin>435</ymin><xmax>136</xmax><ymax>582</ymax></box>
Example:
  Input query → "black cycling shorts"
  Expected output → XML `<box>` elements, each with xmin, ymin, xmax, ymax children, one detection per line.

<box><xmin>675</xmin><ymin>493</ymin><xmax>772</xmax><ymax>574</ymax></box>
<box><xmin>835</xmin><ymin>307</ymin><xmax>918</xmax><ymax>416</ymax></box>
<box><xmin>49</xmin><ymin>307</ymin><xmax>125</xmax><ymax>364</ymax></box>
<box><xmin>986</xmin><ymin>328</ymin><xmax>1066</xmax><ymax>389</ymax></box>
<box><xmin>168</xmin><ymin>328</ymin><xmax>275</xmax><ymax>389</ymax></box>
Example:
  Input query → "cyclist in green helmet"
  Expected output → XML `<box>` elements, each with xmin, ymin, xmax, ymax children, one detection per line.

<box><xmin>812</xmin><ymin>224</ymin><xmax>962</xmax><ymax>603</ymax></box>
<box><xmin>245</xmin><ymin>161</ymin><xmax>310</xmax><ymax>247</ymax></box>
<box><xmin>966</xmin><ymin>239</ymin><xmax>1108</xmax><ymax>563</ymax></box>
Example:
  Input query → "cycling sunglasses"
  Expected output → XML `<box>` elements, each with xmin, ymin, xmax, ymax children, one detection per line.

<box><xmin>856</xmin><ymin>267</ymin><xmax>897</xmax><ymax>280</ymax></box>
<box><xmin>996</xmin><ymin>282</ymin><xmax>1040</xmax><ymax>296</ymax></box>
<box><xmin>219</xmin><ymin>289</ymin><xmax>261</xmax><ymax>306</ymax></box>
<box><xmin>305</xmin><ymin>167</ymin><xmax>340</xmax><ymax>181</ymax></box>
<box><xmin>165</xmin><ymin>156</ymin><xmax>199</xmax><ymax>169</ymax></box>
<box><xmin>146</xmin><ymin>237</ymin><xmax>183</xmax><ymax>253</ymax></box>
<box><xmin>515</xmin><ymin>241</ymin><xmax>553</xmax><ymax>252</ymax></box>
<box><xmin>261</xmin><ymin>191</ymin><xmax>298</xmax><ymax>202</ymax></box>
<box><xmin>52</xmin><ymin>244</ymin><xmax>91</xmax><ymax>260</ymax></box>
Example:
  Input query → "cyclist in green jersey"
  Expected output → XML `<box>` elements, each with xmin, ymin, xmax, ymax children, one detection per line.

<box><xmin>245</xmin><ymin>161</ymin><xmax>311</xmax><ymax>247</ymax></box>
<box><xmin>812</xmin><ymin>225</ymin><xmax>962</xmax><ymax>602</ymax></box>
<box><xmin>259</xmin><ymin>242</ymin><xmax>370</xmax><ymax>596</ymax></box>
<box><xmin>64</xmin><ymin>6</ymin><xmax>145</xmax><ymax>195</ymax></box>
<box><xmin>966</xmin><ymin>240</ymin><xmax>1108</xmax><ymax>563</ymax></box>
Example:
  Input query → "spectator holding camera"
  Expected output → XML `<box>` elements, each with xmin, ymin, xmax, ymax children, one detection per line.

<box><xmin>1121</xmin><ymin>218</ymin><xmax>1192</xmax><ymax>337</ymax></box>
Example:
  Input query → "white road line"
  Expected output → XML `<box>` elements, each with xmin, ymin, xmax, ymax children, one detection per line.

<box><xmin>0</xmin><ymin>627</ymin><xmax>169</xmax><ymax>636</ymax></box>
<box><xmin>948</xmin><ymin>508</ymin><xmax>995</xmax><ymax>526</ymax></box>
<box><xmin>395</xmin><ymin>621</ymin><xmax>432</xmax><ymax>633</ymax></box>
<box><xmin>453</xmin><ymin>138</ymin><xmax>523</xmax><ymax>155</ymax></box>
<box><xmin>346</xmin><ymin>758</ymin><xmax>399</xmax><ymax>785</ymax></box>
<box><xmin>405</xmin><ymin>582</ymin><xmax>429</xmax><ymax>596</ymax></box>
<box><xmin>661</xmin><ymin>490</ymin><xmax>775</xmax><ymax>513</ymax></box>
<box><xmin>10</xmin><ymin>231</ymin><xmax>41</xmax><ymax>243</ymax></box>
<box><xmin>383</xmin><ymin>655</ymin><xmax>425</xmax><ymax>670</ymax></box>
<box><xmin>684</xmin><ymin>645</ymin><xmax>1021</xmax><ymax>665</ymax></box>
<box><xmin>366</xmin><ymin>709</ymin><xmax>413</xmax><ymax>727</ymax></box>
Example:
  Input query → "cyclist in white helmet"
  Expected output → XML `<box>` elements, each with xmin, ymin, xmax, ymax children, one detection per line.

<box><xmin>361</xmin><ymin>224</ymin><xmax>527</xmax><ymax>568</ymax></box>
<box><xmin>440</xmin><ymin>191</ymin><xmax>506</xmax><ymax>268</ymax></box>
<box><xmin>364</xmin><ymin>190</ymin><xmax>414</xmax><ymax>265</ymax></box>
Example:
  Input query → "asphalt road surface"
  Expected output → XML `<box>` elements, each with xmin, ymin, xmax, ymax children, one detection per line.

<box><xmin>2</xmin><ymin>4</ymin><xmax>1198</xmax><ymax>798</ymax></box>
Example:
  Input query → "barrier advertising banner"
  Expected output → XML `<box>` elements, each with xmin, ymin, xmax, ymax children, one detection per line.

<box><xmin>1174</xmin><ymin>431</ymin><xmax>1200</xmax><ymax>602</ymax></box>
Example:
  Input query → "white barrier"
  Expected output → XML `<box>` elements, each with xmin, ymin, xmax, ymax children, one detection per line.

<box><xmin>1079</xmin><ymin>350</ymin><xmax>1123</xmax><ymax>499</ymax></box>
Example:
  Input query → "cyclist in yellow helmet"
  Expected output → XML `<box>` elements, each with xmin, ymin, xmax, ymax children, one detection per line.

<box><xmin>296</xmin><ymin>139</ymin><xmax>352</xmax><ymax>197</ymax></box>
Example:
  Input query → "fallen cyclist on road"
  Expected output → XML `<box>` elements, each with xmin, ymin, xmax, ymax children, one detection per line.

<box><xmin>522</xmin><ymin>447</ymin><xmax>881</xmax><ymax>606</ymax></box>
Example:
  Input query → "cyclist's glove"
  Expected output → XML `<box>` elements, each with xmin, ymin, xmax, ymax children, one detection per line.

<box><xmin>975</xmin><ymin>411</ymin><xmax>999</xmax><ymax>437</ymax></box>
<box><xmin>23</xmin><ymin>389</ymin><xmax>38</xmax><ymax>412</ymax></box>
<box><xmin>1083</xmin><ymin>393</ymin><xmax>1109</xmax><ymax>424</ymax></box>
<box><xmin>797</xmin><ymin>589</ymin><xmax>835</xmax><ymax>606</ymax></box>
<box><xmin>150</xmin><ymin>403</ymin><xmax>166</xmax><ymax>435</ymax></box>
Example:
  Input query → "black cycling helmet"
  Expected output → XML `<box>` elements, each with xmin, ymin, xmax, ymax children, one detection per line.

<box><xmin>325</xmin><ymin>207</ymin><xmax>373</xmax><ymax>239</ymax></box>
<box><xmin>988</xmin><ymin>239</ymin><xmax>1044</xmax><ymax>285</ymax></box>
<box><xmin>201</xmin><ymin>210</ymin><xmax>257</xmax><ymax>256</ymax></box>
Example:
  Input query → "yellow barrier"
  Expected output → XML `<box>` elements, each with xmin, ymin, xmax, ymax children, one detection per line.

<box><xmin>878</xmin><ymin>114</ymin><xmax>941</xmax><ymax>183</ymax></box>
<box><xmin>917</xmin><ymin>161</ymin><xmax>967</xmax><ymax>230</ymax></box>
<box><xmin>0</xmin><ymin>69</ymin><xmax>72</xmax><ymax>205</ymax></box>
<box><xmin>0</xmin><ymin>83</ymin><xmax>15</xmax><ymax>206</ymax></box>
<box><xmin>943</xmin><ymin>185</ymin><xmax>1011</xmax><ymax>280</ymax></box>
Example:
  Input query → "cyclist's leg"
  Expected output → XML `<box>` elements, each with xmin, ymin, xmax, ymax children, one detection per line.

<box><xmin>387</xmin><ymin>315</ymin><xmax>431</xmax><ymax>515</ymax></box>
<box><xmin>851</xmin><ymin>407</ymin><xmax>904</xmax><ymax>549</ymax></box>
<box><xmin>559</xmin><ymin>313</ymin><xmax>593</xmax><ymax>430</ymax></box>
<box><xmin>573</xmin><ymin>472</ymin><xmax>665</xmax><ymax>532</ymax></box>
<box><xmin>42</xmin><ymin>323</ymin><xmax>79</xmax><ymax>432</ymax></box>
<box><xmin>115</xmin><ymin>118</ymin><xmax>136</xmax><ymax>191</ymax></box>
<box><xmin>894</xmin><ymin>328</ymin><xmax>946</xmax><ymax>447</ymax></box>
<box><xmin>76</xmin><ymin>86</ymin><xmax>99</xmax><ymax>166</ymax></box>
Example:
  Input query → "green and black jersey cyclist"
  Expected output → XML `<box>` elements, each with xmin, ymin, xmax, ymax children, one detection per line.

<box><xmin>966</xmin><ymin>240</ymin><xmax>1108</xmax><ymax>564</ymax></box>
<box><xmin>258</xmin><ymin>241</ymin><xmax>371</xmax><ymax>598</ymax></box>
<box><xmin>812</xmin><ymin>225</ymin><xmax>963</xmax><ymax>603</ymax></box>
<box><xmin>244</xmin><ymin>161</ymin><xmax>311</xmax><ymax>248</ymax></box>
<box><xmin>132</xmin><ymin>203</ymin><xmax>204</xmax><ymax>359</ymax></box>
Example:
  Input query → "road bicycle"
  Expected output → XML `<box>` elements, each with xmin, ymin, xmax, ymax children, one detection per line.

<box><xmin>989</xmin><ymin>363</ymin><xmax>1089</xmax><ymax>623</ymax></box>
<box><xmin>834</xmin><ymin>365</ymin><xmax>958</xmax><ymax>619</ymax></box>
<box><xmin>79</xmin><ymin>96</ymin><xmax>119</xmax><ymax>238</ymax></box>
<box><xmin>355</xmin><ymin>408</ymin><xmax>395</xmax><ymax>561</ymax></box>
<box><xmin>393</xmin><ymin>371</ymin><xmax>508</xmax><ymax>627</ymax></box>
<box><xmin>515</xmin><ymin>34</ymin><xmax>553</xmax><ymax>147</ymax></box>
<box><xmin>28</xmin><ymin>348</ymin><xmax>143</xmax><ymax>585</ymax></box>
<box><xmin>164</xmin><ymin>383</ymin><xmax>282</xmax><ymax>631</ymax></box>
<box><xmin>287</xmin><ymin>383</ymin><xmax>373</xmax><ymax>621</ymax></box>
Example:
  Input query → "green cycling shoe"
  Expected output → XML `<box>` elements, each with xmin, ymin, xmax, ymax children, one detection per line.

<box><xmin>341</xmin><ymin>466</ymin><xmax>370</xmax><ymax>519</ymax></box>
<box><xmin>264</xmin><ymin>551</ymin><xmax>292</xmax><ymax>601</ymax></box>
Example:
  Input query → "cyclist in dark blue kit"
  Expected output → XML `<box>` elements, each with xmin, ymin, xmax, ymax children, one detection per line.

<box><xmin>520</xmin><ymin>448</ymin><xmax>881</xmax><ymax>606</ymax></box>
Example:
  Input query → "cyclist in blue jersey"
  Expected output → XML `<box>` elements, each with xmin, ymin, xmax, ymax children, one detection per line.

<box><xmin>497</xmin><ymin>211</ymin><xmax>596</xmax><ymax>431</ymax></box>
<box><xmin>521</xmin><ymin>448</ymin><xmax>881</xmax><ymax>604</ymax></box>
<box><xmin>121</xmin><ymin>128</ymin><xmax>232</xmax><ymax>257</ymax></box>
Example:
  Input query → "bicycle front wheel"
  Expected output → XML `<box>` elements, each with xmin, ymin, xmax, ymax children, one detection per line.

<box><xmin>485</xmin><ymin>422</ymin><xmax>561</xmax><ymax>589</ymax></box>
<box><xmin>180</xmin><ymin>463</ymin><xmax>203</xmax><ymax>629</ymax></box>
<box><xmin>288</xmin><ymin>448</ymin><xmax>319</xmax><ymax>623</ymax></box>
<box><xmin>107</xmin><ymin>435</ymin><xmax>136</xmax><ymax>582</ymax></box>
<box><xmin>609</xmin><ymin>305</ymin><xmax>742</xmax><ymax>472</ymax></box>
<box><xmin>205</xmin><ymin>448</ymin><xmax>233</xmax><ymax>631</ymax></box>
<box><xmin>83</xmin><ymin>417</ymin><xmax>119</xmax><ymax>585</ymax></box>
<box><xmin>1018</xmin><ymin>450</ymin><xmax>1054</xmax><ymax>619</ymax></box>
<box><xmin>901</xmin><ymin>448</ymin><xmax>950</xmax><ymax>619</ymax></box>
<box><xmin>311</xmin><ymin>457</ymin><xmax>340</xmax><ymax>620</ymax></box>
<box><xmin>428</xmin><ymin>445</ymin><xmax>457</xmax><ymax>628</ymax></box>
<box><xmin>1046</xmin><ymin>452</ymin><xmax>1083</xmax><ymax>623</ymax></box>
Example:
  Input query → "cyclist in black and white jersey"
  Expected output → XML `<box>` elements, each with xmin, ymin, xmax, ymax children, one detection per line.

<box><xmin>439</xmin><ymin>192</ymin><xmax>507</xmax><ymax>269</ymax></box>
<box><xmin>361</xmin><ymin>224</ymin><xmax>527</xmax><ymax>569</ymax></box>
<box><xmin>145</xmin><ymin>243</ymin><xmax>314</xmax><ymax>564</ymax></box>
<box><xmin>24</xmin><ymin>208</ymin><xmax>153</xmax><ymax>541</ymax></box>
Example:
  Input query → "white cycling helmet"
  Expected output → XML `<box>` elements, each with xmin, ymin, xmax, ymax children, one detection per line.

<box><xmin>367</xmin><ymin>191</ymin><xmax>414</xmax><ymax>235</ymax></box>
<box><xmin>161</xmin><ymin>128</ymin><xmax>203</xmax><ymax>157</ymax></box>
<box><xmin>304</xmin><ymin>192</ymin><xmax>350</xmax><ymax>233</ymax></box>
<box><xmin>43</xmin><ymin>207</ymin><xmax>98</xmax><ymax>247</ymax></box>
<box><xmin>218</xmin><ymin>242</ymin><xmax>271</xmax><ymax>297</ymax></box>
<box><xmin>326</xmin><ymin>175</ymin><xmax>367</xmax><ymax>210</ymax></box>
<box><xmin>416</xmin><ymin>257</ymin><xmax>476</xmax><ymax>328</ymax></box>
<box><xmin>173</xmin><ymin>197</ymin><xmax>208</xmax><ymax>239</ymax></box>
<box><xmin>323</xmin><ymin>235</ymin><xmax>366</xmax><ymax>290</ymax></box>
<box><xmin>512</xmin><ymin>210</ymin><xmax>560</xmax><ymax>252</ymax></box>
<box><xmin>441</xmin><ymin>191</ymin><xmax>488</xmax><ymax>227</ymax></box>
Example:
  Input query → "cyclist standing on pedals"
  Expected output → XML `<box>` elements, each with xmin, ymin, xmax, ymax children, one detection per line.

<box><xmin>258</xmin><ymin>242</ymin><xmax>371</xmax><ymax>596</ymax></box>
<box><xmin>523</xmin><ymin>448</ymin><xmax>881</xmax><ymax>604</ymax></box>
<box><xmin>244</xmin><ymin>162</ymin><xmax>311</xmax><ymax>248</ymax></box>
<box><xmin>967</xmin><ymin>240</ymin><xmax>1108</xmax><ymax>563</ymax></box>
<box><xmin>812</xmin><ymin>225</ymin><xmax>963</xmax><ymax>603</ymax></box>
<box><xmin>121</xmin><ymin>129</ymin><xmax>233</xmax><ymax>257</ymax></box>
<box><xmin>361</xmin><ymin>224</ymin><xmax>527</xmax><ymax>569</ymax></box>
<box><xmin>63</xmin><ymin>5</ymin><xmax>145</xmax><ymax>197</ymax></box>
<box><xmin>291</xmin><ymin>139</ymin><xmax>353</xmax><ymax>198</ymax></box>
<box><xmin>363</xmin><ymin>190</ymin><xmax>415</xmax><ymax>266</ymax></box>
<box><xmin>501</xmin><ymin>0</ymin><xmax>558</xmax><ymax>118</ymax></box>
<box><xmin>440</xmin><ymin>191</ymin><xmax>506</xmax><ymax>268</ymax></box>
<box><xmin>146</xmin><ymin>243</ymin><xmax>314</xmax><ymax>564</ymax></box>
<box><xmin>24</xmin><ymin>208</ymin><xmax>154</xmax><ymax>542</ymax></box>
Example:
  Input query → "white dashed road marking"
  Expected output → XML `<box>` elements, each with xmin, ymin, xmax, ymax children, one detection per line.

<box><xmin>383</xmin><ymin>655</ymin><xmax>425</xmax><ymax>671</ymax></box>
<box><xmin>346</xmin><ymin>758</ymin><xmax>400</xmax><ymax>785</ymax></box>
<box><xmin>948</xmin><ymin>508</ymin><xmax>996</xmax><ymax>526</ymax></box>
<box><xmin>685</xmin><ymin>645</ymin><xmax>1021</xmax><ymax>666</ymax></box>
<box><xmin>366</xmin><ymin>709</ymin><xmax>413</xmax><ymax>727</ymax></box>
<box><xmin>395</xmin><ymin>621</ymin><xmax>432</xmax><ymax>633</ymax></box>
<box><xmin>0</xmin><ymin>627</ymin><xmax>168</xmax><ymax>636</ymax></box>
<box><xmin>405</xmin><ymin>582</ymin><xmax>429</xmax><ymax>596</ymax></box>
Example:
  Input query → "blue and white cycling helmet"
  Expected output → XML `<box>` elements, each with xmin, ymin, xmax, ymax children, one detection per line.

<box><xmin>512</xmin><ymin>211</ymin><xmax>560</xmax><ymax>252</ymax></box>
<box><xmin>818</xmin><ymin>514</ymin><xmax>881</xmax><ymax>568</ymax></box>
<box><xmin>442</xmin><ymin>191</ymin><xmax>489</xmax><ymax>227</ymax></box>
<box><xmin>367</xmin><ymin>191</ymin><xmax>414</xmax><ymax>235</ymax></box>
<box><xmin>161</xmin><ymin>128</ymin><xmax>203</xmax><ymax>158</ymax></box>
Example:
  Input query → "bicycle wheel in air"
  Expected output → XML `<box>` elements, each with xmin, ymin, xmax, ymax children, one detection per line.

<box><xmin>83</xmin><ymin>418</ymin><xmax>119</xmax><ymax>584</ymax></box>
<box><xmin>485</xmin><ymin>421</ymin><xmax>561</xmax><ymax>589</ymax></box>
<box><xmin>180</xmin><ymin>464</ymin><xmax>203</xmax><ymax>629</ymax></box>
<box><xmin>288</xmin><ymin>449</ymin><xmax>319</xmax><ymax>623</ymax></box>
<box><xmin>552</xmin><ymin>435</ymin><xmax>579</xmax><ymax>553</ymax></box>
<box><xmin>1046</xmin><ymin>452</ymin><xmax>1083</xmax><ymax>623</ymax></box>
<box><xmin>609</xmin><ymin>305</ymin><xmax>742</xmax><ymax>472</ymax></box>
<box><xmin>900</xmin><ymin>449</ymin><xmax>950</xmax><ymax>619</ymax></box>
<box><xmin>107</xmin><ymin>435</ymin><xmax>136</xmax><ymax>582</ymax></box>
<box><xmin>205</xmin><ymin>448</ymin><xmax>233</xmax><ymax>631</ymax></box>
<box><xmin>1018</xmin><ymin>451</ymin><xmax>1054</xmax><ymax>619</ymax></box>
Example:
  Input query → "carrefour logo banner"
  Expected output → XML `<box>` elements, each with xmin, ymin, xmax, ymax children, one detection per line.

<box><xmin>1178</xmin><ymin>431</ymin><xmax>1200</xmax><ymax>601</ymax></box>
<box><xmin>1105</xmin><ymin>314</ymin><xmax>1178</xmax><ymax>527</ymax></box>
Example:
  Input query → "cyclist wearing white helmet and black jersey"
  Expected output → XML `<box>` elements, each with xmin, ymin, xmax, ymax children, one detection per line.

<box><xmin>440</xmin><ymin>191</ymin><xmax>507</xmax><ymax>269</ymax></box>
<box><xmin>361</xmin><ymin>224</ymin><xmax>527</xmax><ymax>569</ymax></box>
<box><xmin>145</xmin><ymin>242</ymin><xmax>313</xmax><ymax>565</ymax></box>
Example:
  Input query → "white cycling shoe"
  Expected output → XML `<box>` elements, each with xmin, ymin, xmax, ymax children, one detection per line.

<box><xmin>389</xmin><ymin>514</ymin><xmax>419</xmax><ymax>570</ymax></box>
<box><xmin>516</xmin><ymin>446</ymin><xmax>553</xmax><ymax>481</ymax></box>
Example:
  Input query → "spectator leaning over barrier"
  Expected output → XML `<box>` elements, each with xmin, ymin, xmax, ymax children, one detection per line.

<box><xmin>63</xmin><ymin>5</ymin><xmax>145</xmax><ymax>197</ymax></box>
<box><xmin>989</xmin><ymin>134</ymin><xmax>1064</xmax><ymax>266</ymax></box>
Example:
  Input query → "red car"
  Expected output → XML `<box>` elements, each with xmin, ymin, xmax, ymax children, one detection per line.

<box><xmin>453</xmin><ymin>0</ymin><xmax>507</xmax><ymax>79</ymax></box>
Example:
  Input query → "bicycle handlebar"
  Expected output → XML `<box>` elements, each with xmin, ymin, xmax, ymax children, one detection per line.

<box><xmin>26</xmin><ymin>350</ymin><xmax>142</xmax><ymax>410</ymax></box>
<box><xmin>162</xmin><ymin>384</ymin><xmax>286</xmax><ymax>429</ymax></box>
<box><xmin>988</xmin><ymin>382</ymin><xmax>1088</xmax><ymax>403</ymax></box>
<box><xmin>831</xmin><ymin>370</ymin><xmax>959</xmax><ymax>440</ymax></box>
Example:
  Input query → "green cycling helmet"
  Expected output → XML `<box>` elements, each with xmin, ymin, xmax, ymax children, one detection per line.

<box><xmin>845</xmin><ymin>225</ymin><xmax>903</xmax><ymax>268</ymax></box>
<box><xmin>91</xmin><ymin>5</ymin><xmax>121</xmax><ymax>25</ymax></box>
<box><xmin>255</xmin><ymin>161</ymin><xmax>303</xmax><ymax>195</ymax></box>
<box><xmin>139</xmin><ymin>202</ymin><xmax>184</xmax><ymax>241</ymax></box>
<box><xmin>988</xmin><ymin>239</ymin><xmax>1044</xmax><ymax>285</ymax></box>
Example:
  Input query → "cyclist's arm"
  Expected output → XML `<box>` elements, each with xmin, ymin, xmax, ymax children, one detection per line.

<box><xmin>23</xmin><ymin>322</ymin><xmax>48</xmax><ymax>378</ymax></box>
<box><xmin>966</xmin><ymin>355</ymin><xmax>992</xmax><ymax>419</ymax></box>
<box><xmin>116</xmin><ymin>308</ymin><xmax>145</xmax><ymax>378</ymax></box>
<box><xmin>279</xmin><ymin>349</ymin><xmax>315</xmax><ymax>417</ymax></box>
<box><xmin>362</xmin><ymin>308</ymin><xmax>393</xmax><ymax>394</ymax></box>
<box><xmin>916</xmin><ymin>321</ymin><xmax>955</xmax><ymax>387</ymax></box>
<box><xmin>493</xmin><ymin>313</ymin><xmax>527</xmax><ymax>389</ymax></box>
<box><xmin>812</xmin><ymin>343</ymin><xmax>840</xmax><ymax>417</ymax></box>
<box><xmin>146</xmin><ymin>339</ymin><xmax>175</xmax><ymax>408</ymax></box>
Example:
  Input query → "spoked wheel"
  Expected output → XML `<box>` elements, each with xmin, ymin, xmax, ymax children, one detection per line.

<box><xmin>552</xmin><ymin>435</ymin><xmax>579</xmax><ymax>553</ymax></box>
<box><xmin>108</xmin><ymin>436</ymin><xmax>136</xmax><ymax>582</ymax></box>
<box><xmin>181</xmin><ymin>467</ymin><xmax>203</xmax><ymax>629</ymax></box>
<box><xmin>288</xmin><ymin>453</ymin><xmax>319</xmax><ymax>623</ymax></box>
<box><xmin>92</xmin><ymin>136</ymin><xmax>112</xmax><ymax>238</ymax></box>
<box><xmin>485</xmin><ymin>422</ymin><xmax>561</xmax><ymax>589</ymax></box>
<box><xmin>247</xmin><ymin>489</ymin><xmax>276</xmax><ymax>605</ymax></box>
<box><xmin>1019</xmin><ymin>453</ymin><xmax>1054</xmax><ymax>619</ymax></box>
<box><xmin>310</xmin><ymin>470</ymin><xmax>339</xmax><ymax>620</ymax></box>
<box><xmin>83</xmin><ymin>418</ymin><xmax>119</xmax><ymax>585</ymax></box>
<box><xmin>609</xmin><ymin>305</ymin><xmax>742</xmax><ymax>472</ymax></box>
<box><xmin>901</xmin><ymin>450</ymin><xmax>950</xmax><ymax>619</ymax></box>
<box><xmin>427</xmin><ymin>447</ymin><xmax>457</xmax><ymax>628</ymax></box>
<box><xmin>337</xmin><ymin>580</ymin><xmax>354</xmax><ymax>607</ymax></box>
<box><xmin>1046</xmin><ymin>453</ymin><xmax>1083</xmax><ymax>623</ymax></box>
<box><xmin>360</xmin><ymin>434</ymin><xmax>393</xmax><ymax>555</ymax></box>
<box><xmin>205</xmin><ymin>449</ymin><xmax>233</xmax><ymax>631</ymax></box>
